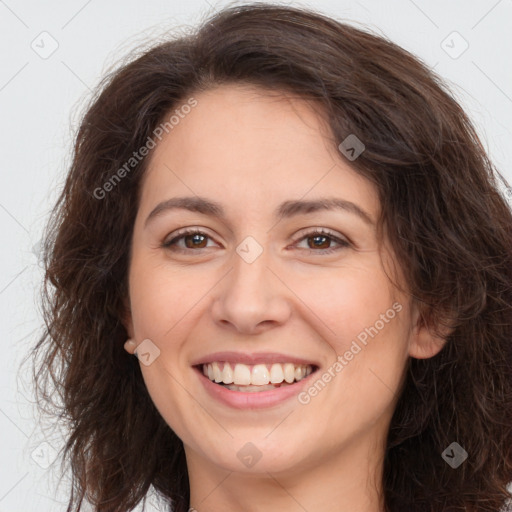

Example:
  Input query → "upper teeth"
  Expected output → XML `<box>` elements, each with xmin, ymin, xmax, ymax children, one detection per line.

<box><xmin>203</xmin><ymin>362</ymin><xmax>313</xmax><ymax>386</ymax></box>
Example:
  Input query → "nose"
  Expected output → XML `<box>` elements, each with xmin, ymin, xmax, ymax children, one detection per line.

<box><xmin>211</xmin><ymin>244</ymin><xmax>292</xmax><ymax>334</ymax></box>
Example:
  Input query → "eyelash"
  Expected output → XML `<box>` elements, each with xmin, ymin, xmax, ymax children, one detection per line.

<box><xmin>161</xmin><ymin>228</ymin><xmax>350</xmax><ymax>255</ymax></box>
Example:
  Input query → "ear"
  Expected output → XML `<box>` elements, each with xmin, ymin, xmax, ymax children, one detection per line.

<box><xmin>124</xmin><ymin>339</ymin><xmax>137</xmax><ymax>354</ymax></box>
<box><xmin>408</xmin><ymin>304</ymin><xmax>453</xmax><ymax>359</ymax></box>
<box><xmin>121</xmin><ymin>299</ymin><xmax>135</xmax><ymax>338</ymax></box>
<box><xmin>122</xmin><ymin>309</ymin><xmax>137</xmax><ymax>355</ymax></box>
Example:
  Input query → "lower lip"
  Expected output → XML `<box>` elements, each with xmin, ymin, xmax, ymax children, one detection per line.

<box><xmin>194</xmin><ymin>367</ymin><xmax>317</xmax><ymax>409</ymax></box>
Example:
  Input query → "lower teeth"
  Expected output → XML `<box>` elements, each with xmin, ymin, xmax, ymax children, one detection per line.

<box><xmin>220</xmin><ymin>382</ymin><xmax>294</xmax><ymax>392</ymax></box>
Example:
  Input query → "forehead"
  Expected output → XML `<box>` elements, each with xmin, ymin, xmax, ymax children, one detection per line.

<box><xmin>139</xmin><ymin>84</ymin><xmax>379</xmax><ymax>220</ymax></box>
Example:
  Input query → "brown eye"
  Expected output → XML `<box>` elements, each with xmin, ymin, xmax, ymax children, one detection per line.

<box><xmin>182</xmin><ymin>233</ymin><xmax>208</xmax><ymax>249</ymax></box>
<box><xmin>307</xmin><ymin>234</ymin><xmax>331</xmax><ymax>249</ymax></box>
<box><xmin>294</xmin><ymin>229</ymin><xmax>350</xmax><ymax>254</ymax></box>
<box><xmin>162</xmin><ymin>230</ymin><xmax>215</xmax><ymax>252</ymax></box>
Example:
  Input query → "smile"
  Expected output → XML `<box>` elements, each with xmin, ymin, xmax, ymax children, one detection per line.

<box><xmin>191</xmin><ymin>351</ymin><xmax>320</xmax><ymax>408</ymax></box>
<box><xmin>202</xmin><ymin>362</ymin><xmax>314</xmax><ymax>391</ymax></box>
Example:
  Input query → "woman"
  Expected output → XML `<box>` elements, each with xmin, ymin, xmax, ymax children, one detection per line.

<box><xmin>30</xmin><ymin>3</ymin><xmax>512</xmax><ymax>511</ymax></box>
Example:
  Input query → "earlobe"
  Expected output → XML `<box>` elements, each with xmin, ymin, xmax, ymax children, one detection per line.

<box><xmin>124</xmin><ymin>339</ymin><xmax>137</xmax><ymax>354</ymax></box>
<box><xmin>408</xmin><ymin>332</ymin><xmax>447</xmax><ymax>359</ymax></box>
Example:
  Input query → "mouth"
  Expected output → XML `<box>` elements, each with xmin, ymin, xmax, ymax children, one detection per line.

<box><xmin>191</xmin><ymin>351</ymin><xmax>320</xmax><ymax>408</ymax></box>
<box><xmin>195</xmin><ymin>361</ymin><xmax>317</xmax><ymax>392</ymax></box>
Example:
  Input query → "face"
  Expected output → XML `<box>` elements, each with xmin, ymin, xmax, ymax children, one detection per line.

<box><xmin>124</xmin><ymin>84</ymin><xmax>443</xmax><ymax>478</ymax></box>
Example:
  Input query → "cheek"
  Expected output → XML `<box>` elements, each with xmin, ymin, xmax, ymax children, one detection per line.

<box><xmin>127</xmin><ymin>258</ymin><xmax>204</xmax><ymax>435</ymax></box>
<box><xmin>291</xmin><ymin>262</ymin><xmax>399</xmax><ymax>340</ymax></box>
<box><xmin>292</xmin><ymin>263</ymin><xmax>410</xmax><ymax>392</ymax></box>
<box><xmin>128</xmin><ymin>255</ymin><xmax>210</xmax><ymax>339</ymax></box>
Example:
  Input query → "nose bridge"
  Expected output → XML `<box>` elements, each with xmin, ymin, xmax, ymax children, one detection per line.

<box><xmin>212</xmin><ymin>235</ymin><xmax>291</xmax><ymax>332</ymax></box>
<box><xmin>232</xmin><ymin>238</ymin><xmax>270</xmax><ymax>294</ymax></box>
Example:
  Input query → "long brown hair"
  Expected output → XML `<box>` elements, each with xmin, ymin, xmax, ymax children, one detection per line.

<box><xmin>26</xmin><ymin>3</ymin><xmax>512</xmax><ymax>511</ymax></box>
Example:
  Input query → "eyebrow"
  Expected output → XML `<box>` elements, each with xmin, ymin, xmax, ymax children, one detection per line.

<box><xmin>144</xmin><ymin>195</ymin><xmax>374</xmax><ymax>227</ymax></box>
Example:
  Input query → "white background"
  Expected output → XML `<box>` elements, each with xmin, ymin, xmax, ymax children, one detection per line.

<box><xmin>1</xmin><ymin>0</ymin><xmax>511</xmax><ymax>510</ymax></box>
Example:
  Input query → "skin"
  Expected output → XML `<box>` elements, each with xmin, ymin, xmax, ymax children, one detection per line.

<box><xmin>123</xmin><ymin>83</ymin><xmax>447</xmax><ymax>512</ymax></box>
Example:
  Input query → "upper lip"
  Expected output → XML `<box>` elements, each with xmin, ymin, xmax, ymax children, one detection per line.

<box><xmin>191</xmin><ymin>351</ymin><xmax>320</xmax><ymax>367</ymax></box>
